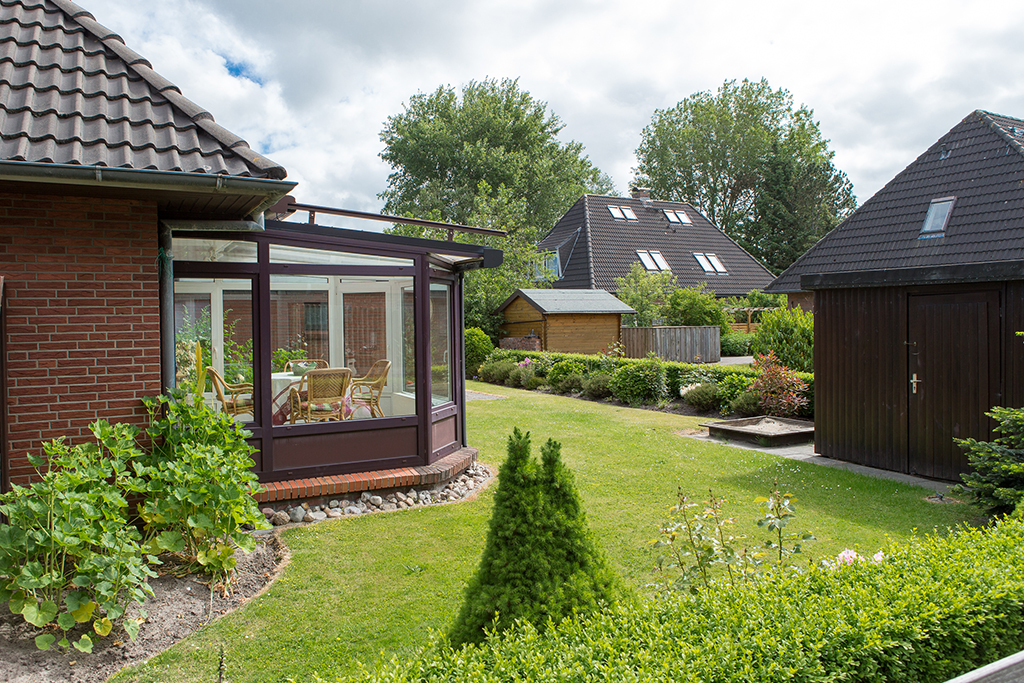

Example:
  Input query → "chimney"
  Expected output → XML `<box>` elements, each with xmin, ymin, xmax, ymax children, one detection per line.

<box><xmin>630</xmin><ymin>187</ymin><xmax>651</xmax><ymax>199</ymax></box>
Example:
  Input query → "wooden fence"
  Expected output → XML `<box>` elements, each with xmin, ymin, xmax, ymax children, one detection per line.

<box><xmin>621</xmin><ymin>326</ymin><xmax>720</xmax><ymax>363</ymax></box>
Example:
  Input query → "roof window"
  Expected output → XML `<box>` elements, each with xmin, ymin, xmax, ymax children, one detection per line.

<box><xmin>636</xmin><ymin>250</ymin><xmax>659</xmax><ymax>270</ymax></box>
<box><xmin>664</xmin><ymin>209</ymin><xmax>692</xmax><ymax>224</ymax></box>
<box><xmin>919</xmin><ymin>196</ymin><xmax>955</xmax><ymax>239</ymax></box>
<box><xmin>607</xmin><ymin>205</ymin><xmax>638</xmax><ymax>220</ymax></box>
<box><xmin>650</xmin><ymin>250</ymin><xmax>671</xmax><ymax>270</ymax></box>
<box><xmin>693</xmin><ymin>252</ymin><xmax>727</xmax><ymax>273</ymax></box>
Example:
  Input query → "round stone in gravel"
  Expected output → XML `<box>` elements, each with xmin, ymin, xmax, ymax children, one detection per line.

<box><xmin>262</xmin><ymin>507</ymin><xmax>275</xmax><ymax>519</ymax></box>
<box><xmin>288</xmin><ymin>507</ymin><xmax>306</xmax><ymax>523</ymax></box>
<box><xmin>369</xmin><ymin>495</ymin><xmax>383</xmax><ymax>507</ymax></box>
<box><xmin>310</xmin><ymin>510</ymin><xmax>327</xmax><ymax>522</ymax></box>
<box><xmin>326</xmin><ymin>508</ymin><xmax>343</xmax><ymax>518</ymax></box>
<box><xmin>344</xmin><ymin>506</ymin><xmax>362</xmax><ymax>515</ymax></box>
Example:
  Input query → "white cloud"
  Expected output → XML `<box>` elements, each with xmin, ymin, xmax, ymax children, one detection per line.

<box><xmin>82</xmin><ymin>0</ymin><xmax>1024</xmax><ymax>215</ymax></box>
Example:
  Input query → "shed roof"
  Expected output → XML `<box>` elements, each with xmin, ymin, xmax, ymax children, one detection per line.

<box><xmin>496</xmin><ymin>288</ymin><xmax>636</xmax><ymax>315</ymax></box>
<box><xmin>768</xmin><ymin>110</ymin><xmax>1024</xmax><ymax>292</ymax></box>
<box><xmin>0</xmin><ymin>0</ymin><xmax>286</xmax><ymax>179</ymax></box>
<box><xmin>538</xmin><ymin>194</ymin><xmax>774</xmax><ymax>296</ymax></box>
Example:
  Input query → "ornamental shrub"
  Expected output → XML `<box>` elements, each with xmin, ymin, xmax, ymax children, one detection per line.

<box><xmin>479</xmin><ymin>359</ymin><xmax>516</xmax><ymax>385</ymax></box>
<box><xmin>955</xmin><ymin>406</ymin><xmax>1024</xmax><ymax>515</ymax></box>
<box><xmin>663</xmin><ymin>285</ymin><xmax>731</xmax><ymax>336</ymax></box>
<box><xmin>556</xmin><ymin>372</ymin><xmax>586</xmax><ymax>395</ymax></box>
<box><xmin>448</xmin><ymin>429</ymin><xmax>623</xmax><ymax>646</ymax></box>
<box><xmin>370</xmin><ymin>517</ymin><xmax>1024</xmax><ymax>683</ymax></box>
<box><xmin>715</xmin><ymin>372</ymin><xmax>754</xmax><ymax>407</ymax></box>
<box><xmin>750</xmin><ymin>351</ymin><xmax>808</xmax><ymax>418</ymax></box>
<box><xmin>750</xmin><ymin>306</ymin><xmax>814</xmax><ymax>373</ymax></box>
<box><xmin>728</xmin><ymin>391</ymin><xmax>762</xmax><ymax>417</ymax></box>
<box><xmin>610</xmin><ymin>355</ymin><xmax>667</xmax><ymax>406</ymax></box>
<box><xmin>464</xmin><ymin>327</ymin><xmax>494</xmax><ymax>378</ymax></box>
<box><xmin>720</xmin><ymin>332</ymin><xmax>753</xmax><ymax>357</ymax></box>
<box><xmin>683</xmin><ymin>383</ymin><xmax>719</xmax><ymax>412</ymax></box>
<box><xmin>546</xmin><ymin>360</ymin><xmax>588</xmax><ymax>389</ymax></box>
<box><xmin>583</xmin><ymin>372</ymin><xmax>613</xmax><ymax>400</ymax></box>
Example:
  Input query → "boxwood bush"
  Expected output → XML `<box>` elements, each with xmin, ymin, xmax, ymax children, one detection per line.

<box><xmin>354</xmin><ymin>517</ymin><xmax>1024</xmax><ymax>683</ymax></box>
<box><xmin>609</xmin><ymin>356</ymin><xmax>666</xmax><ymax>406</ymax></box>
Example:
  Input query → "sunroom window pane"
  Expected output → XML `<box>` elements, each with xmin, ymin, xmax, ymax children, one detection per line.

<box><xmin>173</xmin><ymin>278</ymin><xmax>255</xmax><ymax>424</ymax></box>
<box><xmin>269</xmin><ymin>244</ymin><xmax>413</xmax><ymax>266</ymax></box>
<box><xmin>268</xmin><ymin>275</ymin><xmax>414</xmax><ymax>424</ymax></box>
<box><xmin>430</xmin><ymin>283</ymin><xmax>452</xmax><ymax>405</ymax></box>
<box><xmin>173</xmin><ymin>238</ymin><xmax>257</xmax><ymax>263</ymax></box>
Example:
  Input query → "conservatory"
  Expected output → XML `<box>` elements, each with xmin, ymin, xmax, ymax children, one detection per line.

<box><xmin>169</xmin><ymin>214</ymin><xmax>501</xmax><ymax>483</ymax></box>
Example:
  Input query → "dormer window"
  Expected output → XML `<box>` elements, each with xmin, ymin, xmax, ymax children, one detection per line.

<box><xmin>920</xmin><ymin>196</ymin><xmax>955</xmax><ymax>239</ymax></box>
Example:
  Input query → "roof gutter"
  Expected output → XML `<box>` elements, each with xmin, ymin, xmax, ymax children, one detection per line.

<box><xmin>0</xmin><ymin>160</ymin><xmax>296</xmax><ymax>220</ymax></box>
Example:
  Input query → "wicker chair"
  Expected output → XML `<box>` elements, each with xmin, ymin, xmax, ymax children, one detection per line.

<box><xmin>349</xmin><ymin>359</ymin><xmax>391</xmax><ymax>418</ymax></box>
<box><xmin>288</xmin><ymin>367</ymin><xmax>353</xmax><ymax>423</ymax></box>
<box><xmin>206</xmin><ymin>367</ymin><xmax>254</xmax><ymax>418</ymax></box>
<box><xmin>283</xmin><ymin>358</ymin><xmax>329</xmax><ymax>372</ymax></box>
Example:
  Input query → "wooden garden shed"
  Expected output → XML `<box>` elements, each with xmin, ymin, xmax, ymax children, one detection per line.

<box><xmin>767</xmin><ymin>110</ymin><xmax>1024</xmax><ymax>481</ymax></box>
<box><xmin>496</xmin><ymin>289</ymin><xmax>634</xmax><ymax>355</ymax></box>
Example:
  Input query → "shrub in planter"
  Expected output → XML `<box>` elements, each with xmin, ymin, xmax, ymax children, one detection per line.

<box><xmin>955</xmin><ymin>405</ymin><xmax>1024</xmax><ymax>515</ymax></box>
<box><xmin>610</xmin><ymin>355</ymin><xmax>667</xmax><ymax>406</ymax></box>
<box><xmin>547</xmin><ymin>360</ymin><xmax>588</xmax><ymax>389</ymax></box>
<box><xmin>479</xmin><ymin>359</ymin><xmax>516</xmax><ymax>385</ymax></box>
<box><xmin>728</xmin><ymin>390</ymin><xmax>762</xmax><ymax>417</ymax></box>
<box><xmin>464</xmin><ymin>327</ymin><xmax>494</xmax><ymax>378</ymax></box>
<box><xmin>683</xmin><ymin>383</ymin><xmax>719</xmax><ymax>412</ymax></box>
<box><xmin>750</xmin><ymin>306</ymin><xmax>814</xmax><ymax>373</ymax></box>
<box><xmin>583</xmin><ymin>372</ymin><xmax>613</xmax><ymax>399</ymax></box>
<box><xmin>556</xmin><ymin>372</ymin><xmax>585</xmax><ymax>395</ymax></box>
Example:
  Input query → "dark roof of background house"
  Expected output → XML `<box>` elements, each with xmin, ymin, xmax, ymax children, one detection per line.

<box><xmin>496</xmin><ymin>288</ymin><xmax>636</xmax><ymax>315</ymax></box>
<box><xmin>0</xmin><ymin>0</ymin><xmax>286</xmax><ymax>179</ymax></box>
<box><xmin>538</xmin><ymin>194</ymin><xmax>775</xmax><ymax>296</ymax></box>
<box><xmin>768</xmin><ymin>110</ymin><xmax>1024</xmax><ymax>292</ymax></box>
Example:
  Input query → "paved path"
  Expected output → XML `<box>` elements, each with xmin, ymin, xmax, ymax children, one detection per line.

<box><xmin>684</xmin><ymin>432</ymin><xmax>955</xmax><ymax>495</ymax></box>
<box><xmin>718</xmin><ymin>355</ymin><xmax>753</xmax><ymax>365</ymax></box>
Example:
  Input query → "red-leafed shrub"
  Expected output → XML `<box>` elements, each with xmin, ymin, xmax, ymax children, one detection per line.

<box><xmin>750</xmin><ymin>351</ymin><xmax>808</xmax><ymax>418</ymax></box>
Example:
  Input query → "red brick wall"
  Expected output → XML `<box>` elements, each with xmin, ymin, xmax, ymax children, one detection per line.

<box><xmin>0</xmin><ymin>192</ymin><xmax>161</xmax><ymax>486</ymax></box>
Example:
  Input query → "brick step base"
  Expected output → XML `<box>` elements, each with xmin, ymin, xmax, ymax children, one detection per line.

<box><xmin>255</xmin><ymin>447</ymin><xmax>478</xmax><ymax>506</ymax></box>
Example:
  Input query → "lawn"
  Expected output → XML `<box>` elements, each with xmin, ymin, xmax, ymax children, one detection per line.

<box><xmin>110</xmin><ymin>382</ymin><xmax>975</xmax><ymax>683</ymax></box>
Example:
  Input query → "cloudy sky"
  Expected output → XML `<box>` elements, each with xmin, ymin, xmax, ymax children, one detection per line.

<box><xmin>86</xmin><ymin>0</ymin><xmax>1024</xmax><ymax>223</ymax></box>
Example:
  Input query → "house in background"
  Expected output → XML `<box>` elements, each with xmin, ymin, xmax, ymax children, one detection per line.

<box><xmin>538</xmin><ymin>192</ymin><xmax>775</xmax><ymax>297</ymax></box>
<box><xmin>0</xmin><ymin>0</ymin><xmax>500</xmax><ymax>496</ymax></box>
<box><xmin>767</xmin><ymin>110</ymin><xmax>1024</xmax><ymax>481</ymax></box>
<box><xmin>496</xmin><ymin>288</ymin><xmax>635</xmax><ymax>354</ymax></box>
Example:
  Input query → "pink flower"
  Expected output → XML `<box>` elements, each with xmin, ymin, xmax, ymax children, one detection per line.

<box><xmin>872</xmin><ymin>551</ymin><xmax>885</xmax><ymax>563</ymax></box>
<box><xmin>837</xmin><ymin>549</ymin><xmax>860</xmax><ymax>565</ymax></box>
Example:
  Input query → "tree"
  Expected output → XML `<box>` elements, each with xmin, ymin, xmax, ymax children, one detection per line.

<box><xmin>634</xmin><ymin>78</ymin><xmax>855</xmax><ymax>270</ymax></box>
<box><xmin>380</xmin><ymin>77</ymin><xmax>613</xmax><ymax>232</ymax></box>
<box><xmin>614</xmin><ymin>262</ymin><xmax>678</xmax><ymax>327</ymax></box>
<box><xmin>449</xmin><ymin>428</ymin><xmax>622</xmax><ymax>646</ymax></box>
<box><xmin>663</xmin><ymin>285</ymin><xmax>731</xmax><ymax>336</ymax></box>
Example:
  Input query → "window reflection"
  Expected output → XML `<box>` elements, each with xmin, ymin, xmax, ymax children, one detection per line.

<box><xmin>430</xmin><ymin>283</ymin><xmax>452</xmax><ymax>405</ymax></box>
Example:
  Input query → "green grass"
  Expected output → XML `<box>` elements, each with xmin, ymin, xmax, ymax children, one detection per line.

<box><xmin>110</xmin><ymin>382</ymin><xmax>974</xmax><ymax>682</ymax></box>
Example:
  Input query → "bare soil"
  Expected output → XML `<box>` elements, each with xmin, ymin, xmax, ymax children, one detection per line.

<box><xmin>0</xmin><ymin>535</ymin><xmax>286</xmax><ymax>683</ymax></box>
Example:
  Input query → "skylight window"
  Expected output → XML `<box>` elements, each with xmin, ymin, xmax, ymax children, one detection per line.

<box><xmin>636</xmin><ymin>250</ymin><xmax>659</xmax><ymax>270</ymax></box>
<box><xmin>920</xmin><ymin>196</ymin><xmax>955</xmax><ymax>239</ymax></box>
<box><xmin>693</xmin><ymin>253</ymin><xmax>715</xmax><ymax>272</ymax></box>
<box><xmin>675</xmin><ymin>210</ymin><xmax>692</xmax><ymax>225</ymax></box>
<box><xmin>620</xmin><ymin>206</ymin><xmax>638</xmax><ymax>220</ymax></box>
<box><xmin>650</xmin><ymin>250</ymin><xmax>671</xmax><ymax>270</ymax></box>
<box><xmin>705</xmin><ymin>253</ymin><xmax>727</xmax><ymax>273</ymax></box>
<box><xmin>665</xmin><ymin>210</ymin><xmax>680</xmax><ymax>223</ymax></box>
<box><xmin>607</xmin><ymin>205</ymin><xmax>625</xmax><ymax>220</ymax></box>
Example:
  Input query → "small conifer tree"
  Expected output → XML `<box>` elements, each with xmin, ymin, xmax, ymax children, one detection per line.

<box><xmin>448</xmin><ymin>428</ymin><xmax>622</xmax><ymax>646</ymax></box>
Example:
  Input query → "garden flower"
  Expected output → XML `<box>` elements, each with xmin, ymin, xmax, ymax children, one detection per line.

<box><xmin>837</xmin><ymin>549</ymin><xmax>860</xmax><ymax>565</ymax></box>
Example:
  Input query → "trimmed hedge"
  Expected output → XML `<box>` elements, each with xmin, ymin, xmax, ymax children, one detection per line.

<box><xmin>481</xmin><ymin>349</ymin><xmax>814</xmax><ymax>416</ymax></box>
<box><xmin>352</xmin><ymin>518</ymin><xmax>1024</xmax><ymax>682</ymax></box>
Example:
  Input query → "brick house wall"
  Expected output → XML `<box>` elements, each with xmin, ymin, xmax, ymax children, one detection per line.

<box><xmin>0</xmin><ymin>191</ymin><xmax>161</xmax><ymax>486</ymax></box>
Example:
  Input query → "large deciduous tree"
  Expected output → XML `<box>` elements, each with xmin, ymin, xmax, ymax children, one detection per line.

<box><xmin>379</xmin><ymin>77</ymin><xmax>613</xmax><ymax>232</ymax></box>
<box><xmin>634</xmin><ymin>78</ymin><xmax>855</xmax><ymax>273</ymax></box>
<box><xmin>614</xmin><ymin>262</ymin><xmax>677</xmax><ymax>327</ymax></box>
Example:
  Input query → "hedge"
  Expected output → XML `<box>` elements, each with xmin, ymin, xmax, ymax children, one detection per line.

<box><xmin>345</xmin><ymin>517</ymin><xmax>1024</xmax><ymax>682</ymax></box>
<box><xmin>481</xmin><ymin>348</ymin><xmax>814</xmax><ymax>417</ymax></box>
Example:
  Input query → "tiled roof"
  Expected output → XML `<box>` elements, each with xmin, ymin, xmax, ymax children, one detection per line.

<box><xmin>539</xmin><ymin>194</ymin><xmax>775</xmax><ymax>296</ymax></box>
<box><xmin>496</xmin><ymin>288</ymin><xmax>636</xmax><ymax>315</ymax></box>
<box><xmin>768</xmin><ymin>110</ymin><xmax>1024</xmax><ymax>292</ymax></box>
<box><xmin>0</xmin><ymin>0</ymin><xmax>286</xmax><ymax>179</ymax></box>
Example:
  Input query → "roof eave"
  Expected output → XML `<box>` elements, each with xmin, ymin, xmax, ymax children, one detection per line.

<box><xmin>801</xmin><ymin>260</ymin><xmax>1024</xmax><ymax>290</ymax></box>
